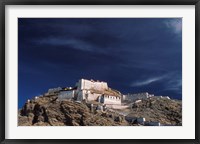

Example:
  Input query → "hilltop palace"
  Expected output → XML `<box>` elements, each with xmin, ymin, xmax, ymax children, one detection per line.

<box><xmin>46</xmin><ymin>79</ymin><xmax>121</xmax><ymax>105</ymax></box>
<box><xmin>43</xmin><ymin>79</ymin><xmax>162</xmax><ymax>106</ymax></box>
<box><xmin>36</xmin><ymin>79</ymin><xmax>171</xmax><ymax>126</ymax></box>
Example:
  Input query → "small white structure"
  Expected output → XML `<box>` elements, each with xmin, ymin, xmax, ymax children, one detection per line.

<box><xmin>34</xmin><ymin>96</ymin><xmax>39</xmax><ymax>100</ymax></box>
<box><xmin>137</xmin><ymin>117</ymin><xmax>146</xmax><ymax>124</ymax></box>
<box><xmin>135</xmin><ymin>100</ymin><xmax>142</xmax><ymax>103</ymax></box>
<box><xmin>96</xmin><ymin>105</ymin><xmax>103</xmax><ymax>112</ymax></box>
<box><xmin>164</xmin><ymin>96</ymin><xmax>170</xmax><ymax>99</ymax></box>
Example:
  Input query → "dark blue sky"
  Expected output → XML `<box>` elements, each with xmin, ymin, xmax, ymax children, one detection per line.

<box><xmin>18</xmin><ymin>18</ymin><xmax>182</xmax><ymax>108</ymax></box>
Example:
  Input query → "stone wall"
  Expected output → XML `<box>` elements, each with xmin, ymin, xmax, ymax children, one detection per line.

<box><xmin>106</xmin><ymin>105</ymin><xmax>129</xmax><ymax>109</ymax></box>
<box><xmin>76</xmin><ymin>89</ymin><xmax>101</xmax><ymax>101</ymax></box>
<box><xmin>48</xmin><ymin>87</ymin><xmax>62</xmax><ymax>94</ymax></box>
<box><xmin>58</xmin><ymin>91</ymin><xmax>75</xmax><ymax>100</ymax></box>
<box><xmin>123</xmin><ymin>92</ymin><xmax>154</xmax><ymax>102</ymax></box>
<box><xmin>86</xmin><ymin>90</ymin><xmax>101</xmax><ymax>101</ymax></box>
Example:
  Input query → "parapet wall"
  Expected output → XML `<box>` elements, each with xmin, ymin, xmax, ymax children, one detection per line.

<box><xmin>123</xmin><ymin>92</ymin><xmax>154</xmax><ymax>102</ymax></box>
<box><xmin>104</xmin><ymin>96</ymin><xmax>121</xmax><ymax>105</ymax></box>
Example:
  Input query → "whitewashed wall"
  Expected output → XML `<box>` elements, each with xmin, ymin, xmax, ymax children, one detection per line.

<box><xmin>103</xmin><ymin>96</ymin><xmax>121</xmax><ymax>105</ymax></box>
<box><xmin>77</xmin><ymin>79</ymin><xmax>108</xmax><ymax>91</ymax></box>
<box><xmin>87</xmin><ymin>93</ymin><xmax>101</xmax><ymax>101</ymax></box>
<box><xmin>76</xmin><ymin>89</ymin><xmax>85</xmax><ymax>101</ymax></box>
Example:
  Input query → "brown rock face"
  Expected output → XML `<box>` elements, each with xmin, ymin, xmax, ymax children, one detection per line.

<box><xmin>18</xmin><ymin>96</ymin><xmax>127</xmax><ymax>126</ymax></box>
<box><xmin>18</xmin><ymin>95</ymin><xmax>182</xmax><ymax>126</ymax></box>
<box><xmin>129</xmin><ymin>97</ymin><xmax>182</xmax><ymax>125</ymax></box>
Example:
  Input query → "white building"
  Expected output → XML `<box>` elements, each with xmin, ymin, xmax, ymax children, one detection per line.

<box><xmin>75</xmin><ymin>79</ymin><xmax>121</xmax><ymax>105</ymax></box>
<box><xmin>56</xmin><ymin>79</ymin><xmax>121</xmax><ymax>105</ymax></box>
<box><xmin>76</xmin><ymin>79</ymin><xmax>108</xmax><ymax>91</ymax></box>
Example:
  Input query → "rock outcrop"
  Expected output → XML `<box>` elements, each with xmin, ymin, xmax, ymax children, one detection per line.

<box><xmin>18</xmin><ymin>95</ymin><xmax>182</xmax><ymax>126</ymax></box>
<box><xmin>129</xmin><ymin>97</ymin><xmax>182</xmax><ymax>125</ymax></box>
<box><xmin>18</xmin><ymin>96</ymin><xmax>128</xmax><ymax>126</ymax></box>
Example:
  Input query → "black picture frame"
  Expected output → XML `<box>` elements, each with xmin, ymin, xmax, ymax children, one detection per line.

<box><xmin>0</xmin><ymin>0</ymin><xmax>199</xmax><ymax>143</ymax></box>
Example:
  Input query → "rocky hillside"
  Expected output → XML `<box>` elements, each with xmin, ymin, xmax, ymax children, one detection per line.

<box><xmin>18</xmin><ymin>96</ymin><xmax>128</xmax><ymax>126</ymax></box>
<box><xmin>18</xmin><ymin>95</ymin><xmax>182</xmax><ymax>126</ymax></box>
<box><xmin>126</xmin><ymin>97</ymin><xmax>182</xmax><ymax>125</ymax></box>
